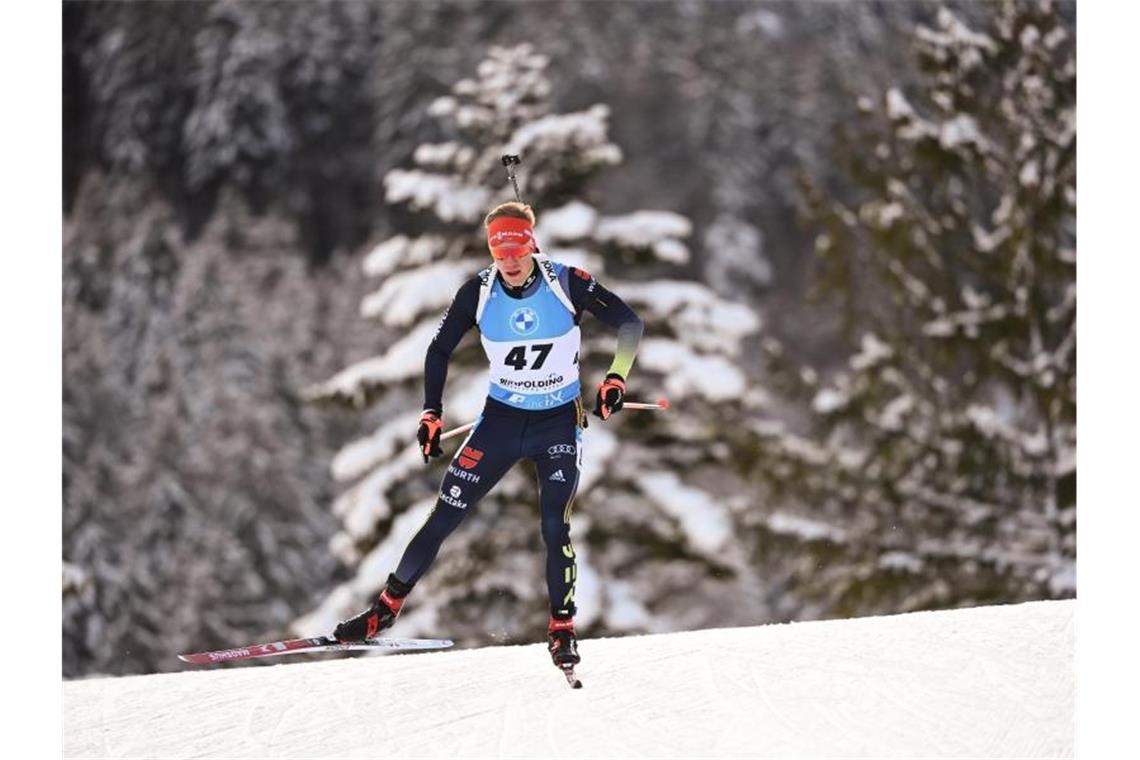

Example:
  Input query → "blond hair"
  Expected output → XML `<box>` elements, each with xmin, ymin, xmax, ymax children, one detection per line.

<box><xmin>484</xmin><ymin>201</ymin><xmax>535</xmax><ymax>228</ymax></box>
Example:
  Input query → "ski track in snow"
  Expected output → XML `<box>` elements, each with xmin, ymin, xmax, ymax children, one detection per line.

<box><xmin>64</xmin><ymin>600</ymin><xmax>1074</xmax><ymax>759</ymax></box>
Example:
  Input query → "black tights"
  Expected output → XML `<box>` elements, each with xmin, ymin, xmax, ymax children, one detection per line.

<box><xmin>394</xmin><ymin>399</ymin><xmax>584</xmax><ymax>618</ymax></box>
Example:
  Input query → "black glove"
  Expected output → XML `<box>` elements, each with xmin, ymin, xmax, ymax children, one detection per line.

<box><xmin>593</xmin><ymin>373</ymin><xmax>626</xmax><ymax>420</ymax></box>
<box><xmin>417</xmin><ymin>410</ymin><xmax>443</xmax><ymax>463</ymax></box>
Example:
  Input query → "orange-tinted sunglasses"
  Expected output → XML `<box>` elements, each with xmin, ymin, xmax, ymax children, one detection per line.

<box><xmin>490</xmin><ymin>247</ymin><xmax>533</xmax><ymax>260</ymax></box>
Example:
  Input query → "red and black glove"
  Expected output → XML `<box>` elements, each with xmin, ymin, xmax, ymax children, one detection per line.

<box><xmin>593</xmin><ymin>373</ymin><xmax>626</xmax><ymax>420</ymax></box>
<box><xmin>417</xmin><ymin>410</ymin><xmax>443</xmax><ymax>463</ymax></box>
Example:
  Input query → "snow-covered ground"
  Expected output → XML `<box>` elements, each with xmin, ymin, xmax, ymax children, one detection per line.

<box><xmin>64</xmin><ymin>599</ymin><xmax>1073</xmax><ymax>759</ymax></box>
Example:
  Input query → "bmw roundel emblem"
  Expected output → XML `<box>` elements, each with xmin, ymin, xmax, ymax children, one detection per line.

<box><xmin>510</xmin><ymin>307</ymin><xmax>539</xmax><ymax>336</ymax></box>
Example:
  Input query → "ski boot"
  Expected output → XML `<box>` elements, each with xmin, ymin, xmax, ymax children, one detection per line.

<box><xmin>548</xmin><ymin>616</ymin><xmax>581</xmax><ymax>666</ymax></box>
<box><xmin>334</xmin><ymin>574</ymin><xmax>412</xmax><ymax>643</ymax></box>
<box><xmin>548</xmin><ymin>615</ymin><xmax>582</xmax><ymax>688</ymax></box>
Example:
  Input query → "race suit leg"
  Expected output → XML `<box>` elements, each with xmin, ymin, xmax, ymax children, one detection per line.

<box><xmin>523</xmin><ymin>400</ymin><xmax>584</xmax><ymax>619</ymax></box>
<box><xmin>393</xmin><ymin>410</ymin><xmax>523</xmax><ymax>585</ymax></box>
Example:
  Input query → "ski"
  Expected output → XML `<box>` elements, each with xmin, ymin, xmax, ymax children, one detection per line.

<box><xmin>559</xmin><ymin>664</ymin><xmax>583</xmax><ymax>689</ymax></box>
<box><xmin>178</xmin><ymin>636</ymin><xmax>453</xmax><ymax>665</ymax></box>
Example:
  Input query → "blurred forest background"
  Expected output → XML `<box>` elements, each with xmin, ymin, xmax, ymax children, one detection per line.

<box><xmin>62</xmin><ymin>0</ymin><xmax>1075</xmax><ymax>678</ymax></box>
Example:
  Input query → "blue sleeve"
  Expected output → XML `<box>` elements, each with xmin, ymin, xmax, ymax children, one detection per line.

<box><xmin>424</xmin><ymin>276</ymin><xmax>481</xmax><ymax>413</ymax></box>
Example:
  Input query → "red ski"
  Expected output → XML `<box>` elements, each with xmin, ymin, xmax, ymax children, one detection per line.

<box><xmin>178</xmin><ymin>635</ymin><xmax>453</xmax><ymax>665</ymax></box>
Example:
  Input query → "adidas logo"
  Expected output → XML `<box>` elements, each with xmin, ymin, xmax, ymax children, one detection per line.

<box><xmin>549</xmin><ymin>469</ymin><xmax>566</xmax><ymax>482</ymax></box>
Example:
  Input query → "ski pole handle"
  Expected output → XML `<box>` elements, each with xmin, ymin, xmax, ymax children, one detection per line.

<box><xmin>501</xmin><ymin>154</ymin><xmax>523</xmax><ymax>203</ymax></box>
<box><xmin>499</xmin><ymin>154</ymin><xmax>543</xmax><ymax>253</ymax></box>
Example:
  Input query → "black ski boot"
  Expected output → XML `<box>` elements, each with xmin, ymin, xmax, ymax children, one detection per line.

<box><xmin>334</xmin><ymin>574</ymin><xmax>412</xmax><ymax>643</ymax></box>
<box><xmin>547</xmin><ymin>616</ymin><xmax>580</xmax><ymax>667</ymax></box>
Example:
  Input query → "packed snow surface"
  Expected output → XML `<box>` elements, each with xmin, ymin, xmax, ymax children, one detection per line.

<box><xmin>64</xmin><ymin>599</ymin><xmax>1073</xmax><ymax>759</ymax></box>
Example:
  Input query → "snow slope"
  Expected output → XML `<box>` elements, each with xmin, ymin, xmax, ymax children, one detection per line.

<box><xmin>64</xmin><ymin>599</ymin><xmax>1073</xmax><ymax>759</ymax></box>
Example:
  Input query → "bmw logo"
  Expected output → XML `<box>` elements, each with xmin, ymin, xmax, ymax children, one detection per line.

<box><xmin>510</xmin><ymin>307</ymin><xmax>539</xmax><ymax>336</ymax></box>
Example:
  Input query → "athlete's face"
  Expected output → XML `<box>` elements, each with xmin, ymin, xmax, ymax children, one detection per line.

<box><xmin>493</xmin><ymin>250</ymin><xmax>534</xmax><ymax>287</ymax></box>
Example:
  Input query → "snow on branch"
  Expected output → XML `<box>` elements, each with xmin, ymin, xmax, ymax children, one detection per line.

<box><xmin>293</xmin><ymin>497</ymin><xmax>438</xmax><ymax>636</ymax></box>
<box><xmin>63</xmin><ymin>562</ymin><xmax>91</xmax><ymax>596</ymax></box>
<box><xmin>618</xmin><ymin>280</ymin><xmax>761</xmax><ymax>354</ymax></box>
<box><xmin>885</xmin><ymin>87</ymin><xmax>992</xmax><ymax>152</ymax></box>
<box><xmin>850</xmin><ymin>333</ymin><xmax>893</xmax><ymax>372</ymax></box>
<box><xmin>536</xmin><ymin>201</ymin><xmax>599</xmax><ymax>243</ymax></box>
<box><xmin>964</xmin><ymin>405</ymin><xmax>1049</xmax><ymax>459</ymax></box>
<box><xmin>635</xmin><ymin>470</ymin><xmax>733</xmax><ymax>555</ymax></box>
<box><xmin>765</xmin><ymin>511</ymin><xmax>846</xmax><ymax>544</ymax></box>
<box><xmin>915</xmin><ymin>8</ymin><xmax>997</xmax><ymax>70</ymax></box>
<box><xmin>384</xmin><ymin>169</ymin><xmax>491</xmax><ymax>223</ymax></box>
<box><xmin>413</xmin><ymin>141</ymin><xmax>476</xmax><ymax>172</ymax></box>
<box><xmin>333</xmin><ymin>446</ymin><xmax>425</xmax><ymax>540</ymax></box>
<box><xmin>304</xmin><ymin>318</ymin><xmax>439</xmax><ymax>406</ymax></box>
<box><xmin>363</xmin><ymin>235</ymin><xmax>445</xmax><ymax>278</ymax></box>
<box><xmin>595</xmin><ymin>211</ymin><xmax>692</xmax><ymax>264</ymax></box>
<box><xmin>578</xmin><ymin>425</ymin><xmax>619</xmax><ymax>495</ymax></box>
<box><xmin>505</xmin><ymin>104</ymin><xmax>622</xmax><ymax>167</ymax></box>
<box><xmin>361</xmin><ymin>262</ymin><xmax>479</xmax><ymax>327</ymax></box>
<box><xmin>636</xmin><ymin>338</ymin><xmax>748</xmax><ymax>403</ymax></box>
<box><xmin>812</xmin><ymin>386</ymin><xmax>852</xmax><ymax>416</ymax></box>
<box><xmin>331</xmin><ymin>413</ymin><xmax>420</xmax><ymax>483</ymax></box>
<box><xmin>922</xmin><ymin>303</ymin><xmax>1012</xmax><ymax>340</ymax></box>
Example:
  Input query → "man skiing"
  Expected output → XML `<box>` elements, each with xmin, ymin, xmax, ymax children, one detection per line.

<box><xmin>333</xmin><ymin>201</ymin><xmax>644</xmax><ymax>674</ymax></box>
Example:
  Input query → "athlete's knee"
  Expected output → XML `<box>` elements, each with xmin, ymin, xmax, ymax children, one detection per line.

<box><xmin>540</xmin><ymin>476</ymin><xmax>576</xmax><ymax>517</ymax></box>
<box><xmin>540</xmin><ymin>512</ymin><xmax>571</xmax><ymax>548</ymax></box>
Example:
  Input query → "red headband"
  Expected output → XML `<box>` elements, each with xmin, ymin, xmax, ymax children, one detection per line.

<box><xmin>486</xmin><ymin>217</ymin><xmax>536</xmax><ymax>258</ymax></box>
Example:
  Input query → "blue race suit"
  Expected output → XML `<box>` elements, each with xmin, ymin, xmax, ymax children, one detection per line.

<box><xmin>393</xmin><ymin>259</ymin><xmax>642</xmax><ymax>618</ymax></box>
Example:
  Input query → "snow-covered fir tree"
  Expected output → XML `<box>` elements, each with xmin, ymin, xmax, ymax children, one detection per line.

<box><xmin>751</xmin><ymin>2</ymin><xmax>1075</xmax><ymax>616</ymax></box>
<box><xmin>296</xmin><ymin>45</ymin><xmax>767</xmax><ymax>644</ymax></box>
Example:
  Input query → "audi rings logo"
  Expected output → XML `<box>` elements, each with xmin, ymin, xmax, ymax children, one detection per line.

<box><xmin>548</xmin><ymin>444</ymin><xmax>576</xmax><ymax>457</ymax></box>
<box><xmin>510</xmin><ymin>307</ymin><xmax>539</xmax><ymax>336</ymax></box>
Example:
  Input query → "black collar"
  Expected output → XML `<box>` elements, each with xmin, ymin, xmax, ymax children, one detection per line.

<box><xmin>500</xmin><ymin>262</ymin><xmax>539</xmax><ymax>297</ymax></box>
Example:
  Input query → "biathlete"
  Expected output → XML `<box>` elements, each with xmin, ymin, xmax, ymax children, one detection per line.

<box><xmin>334</xmin><ymin>201</ymin><xmax>644</xmax><ymax>670</ymax></box>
